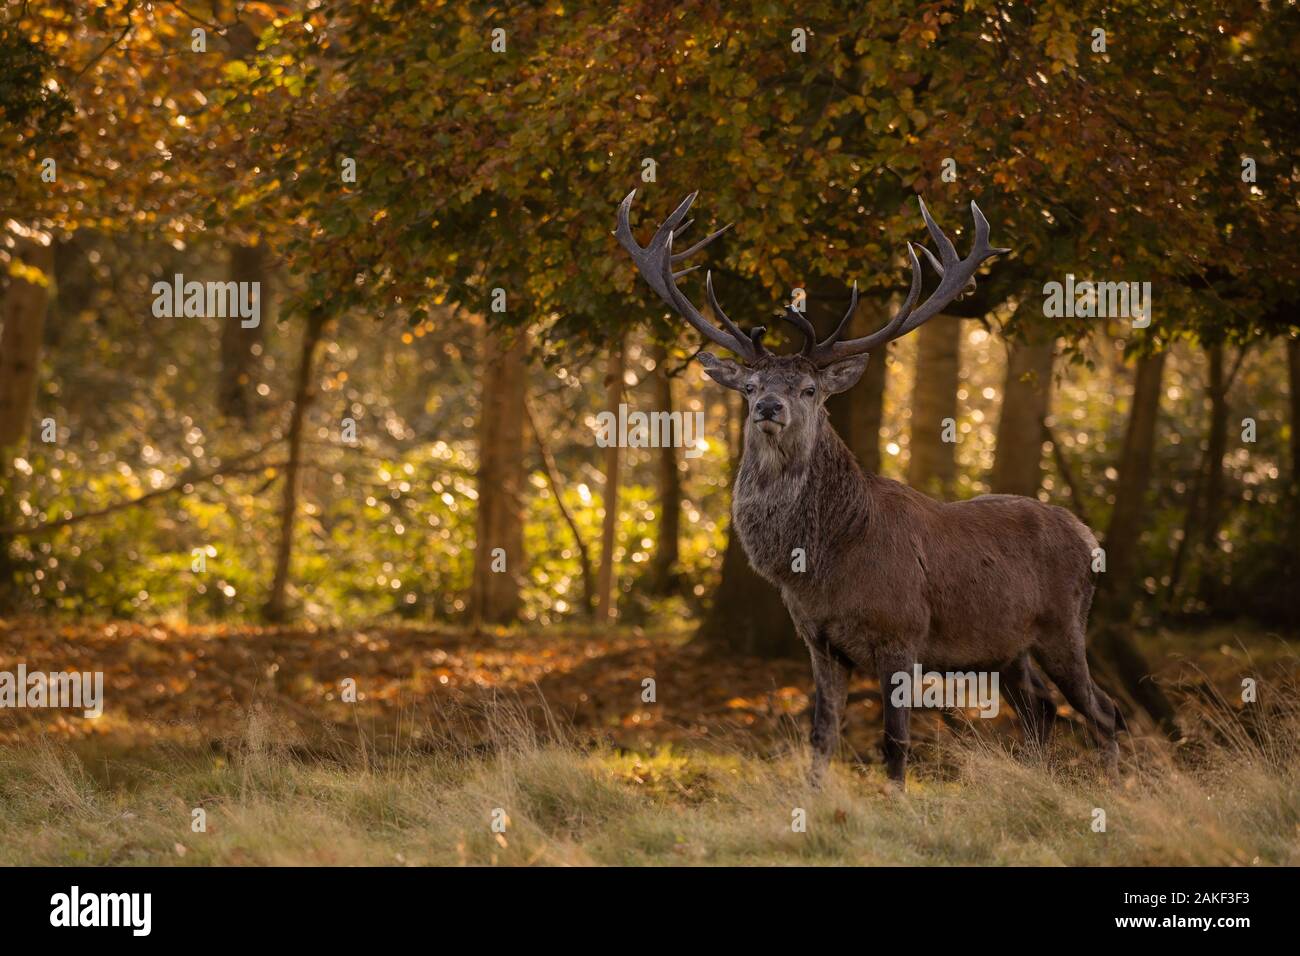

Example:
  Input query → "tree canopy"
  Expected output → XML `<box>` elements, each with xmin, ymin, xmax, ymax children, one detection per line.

<box><xmin>154</xmin><ymin>0</ymin><xmax>1299</xmax><ymax>352</ymax></box>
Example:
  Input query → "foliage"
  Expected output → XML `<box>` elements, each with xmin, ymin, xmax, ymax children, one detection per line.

<box><xmin>203</xmin><ymin>0</ymin><xmax>1298</xmax><ymax>348</ymax></box>
<box><xmin>3</xmin><ymin>1</ymin><xmax>1297</xmax><ymax>627</ymax></box>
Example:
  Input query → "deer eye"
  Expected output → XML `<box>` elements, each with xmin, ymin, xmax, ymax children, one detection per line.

<box><xmin>744</xmin><ymin>384</ymin><xmax>755</xmax><ymax>394</ymax></box>
<box><xmin>803</xmin><ymin>387</ymin><xmax>816</xmax><ymax>397</ymax></box>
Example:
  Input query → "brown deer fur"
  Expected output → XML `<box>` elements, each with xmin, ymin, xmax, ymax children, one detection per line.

<box><xmin>614</xmin><ymin>190</ymin><xmax>1122</xmax><ymax>788</ymax></box>
<box><xmin>699</xmin><ymin>350</ymin><xmax>1121</xmax><ymax>787</ymax></box>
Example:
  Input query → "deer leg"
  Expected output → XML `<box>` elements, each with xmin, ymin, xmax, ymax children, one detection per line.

<box><xmin>1034</xmin><ymin>641</ymin><xmax>1120</xmax><ymax>774</ymax></box>
<box><xmin>805</xmin><ymin>631</ymin><xmax>852</xmax><ymax>788</ymax></box>
<box><xmin>1001</xmin><ymin>654</ymin><xmax>1057</xmax><ymax>749</ymax></box>
<box><xmin>876</xmin><ymin>650</ymin><xmax>913</xmax><ymax>790</ymax></box>
<box><xmin>1027</xmin><ymin>662</ymin><xmax>1061</xmax><ymax>747</ymax></box>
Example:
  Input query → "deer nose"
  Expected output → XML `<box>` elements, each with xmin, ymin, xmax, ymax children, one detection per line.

<box><xmin>755</xmin><ymin>397</ymin><xmax>784</xmax><ymax>420</ymax></box>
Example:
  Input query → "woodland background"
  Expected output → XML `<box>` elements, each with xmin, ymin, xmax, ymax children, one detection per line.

<box><xmin>0</xmin><ymin>0</ymin><xmax>1297</xmax><ymax>865</ymax></box>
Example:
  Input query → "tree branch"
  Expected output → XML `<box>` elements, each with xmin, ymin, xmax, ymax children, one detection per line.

<box><xmin>524</xmin><ymin>399</ymin><xmax>594</xmax><ymax>616</ymax></box>
<box><xmin>1</xmin><ymin>439</ymin><xmax>286</xmax><ymax>537</ymax></box>
<box><xmin>1043</xmin><ymin>423</ymin><xmax>1091</xmax><ymax>527</ymax></box>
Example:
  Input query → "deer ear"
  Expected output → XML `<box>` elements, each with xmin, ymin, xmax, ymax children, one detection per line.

<box><xmin>819</xmin><ymin>354</ymin><xmax>870</xmax><ymax>396</ymax></box>
<box><xmin>697</xmin><ymin>352</ymin><xmax>748</xmax><ymax>391</ymax></box>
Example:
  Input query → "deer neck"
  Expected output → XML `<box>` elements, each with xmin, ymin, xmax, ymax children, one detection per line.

<box><xmin>732</xmin><ymin>412</ymin><xmax>872</xmax><ymax>586</ymax></box>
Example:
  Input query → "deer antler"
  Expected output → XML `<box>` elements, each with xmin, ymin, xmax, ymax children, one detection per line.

<box><xmin>615</xmin><ymin>190</ymin><xmax>765</xmax><ymax>362</ymax></box>
<box><xmin>806</xmin><ymin>198</ymin><xmax>1010</xmax><ymax>366</ymax></box>
<box><xmin>616</xmin><ymin>193</ymin><xmax>1007</xmax><ymax>367</ymax></box>
<box><xmin>779</xmin><ymin>303</ymin><xmax>818</xmax><ymax>357</ymax></box>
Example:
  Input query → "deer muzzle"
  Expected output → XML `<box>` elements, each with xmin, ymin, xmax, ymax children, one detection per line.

<box><xmin>754</xmin><ymin>397</ymin><xmax>787</xmax><ymax>433</ymax></box>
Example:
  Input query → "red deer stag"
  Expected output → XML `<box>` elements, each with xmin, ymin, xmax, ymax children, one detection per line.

<box><xmin>615</xmin><ymin>190</ymin><xmax>1122</xmax><ymax>789</ymax></box>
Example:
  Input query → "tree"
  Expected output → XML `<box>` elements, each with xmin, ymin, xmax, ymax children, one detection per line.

<box><xmin>0</xmin><ymin>230</ymin><xmax>55</xmax><ymax>609</ymax></box>
<box><xmin>1099</xmin><ymin>350</ymin><xmax>1168</xmax><ymax>610</ymax></box>
<box><xmin>991</xmin><ymin>306</ymin><xmax>1055</xmax><ymax>498</ymax></box>
<box><xmin>907</xmin><ymin>316</ymin><xmax>961</xmax><ymax>497</ymax></box>
<box><xmin>207</xmin><ymin>0</ymin><xmax>1298</xmax><ymax>649</ymax></box>
<box><xmin>816</xmin><ymin>288</ymin><xmax>891</xmax><ymax>474</ymax></box>
<box><xmin>219</xmin><ymin>243</ymin><xmax>270</xmax><ymax>421</ymax></box>
<box><xmin>697</xmin><ymin>418</ymin><xmax>796</xmax><ymax>657</ymax></box>
<box><xmin>1291</xmin><ymin>335</ymin><xmax>1300</xmax><ymax>494</ymax></box>
<box><xmin>0</xmin><ymin>233</ymin><xmax>54</xmax><ymax>466</ymax></box>
<box><xmin>645</xmin><ymin>342</ymin><xmax>683</xmax><ymax>595</ymax></box>
<box><xmin>469</xmin><ymin>328</ymin><xmax>528</xmax><ymax>626</ymax></box>
<box><xmin>1092</xmin><ymin>349</ymin><xmax>1179</xmax><ymax>736</ymax></box>
<box><xmin>594</xmin><ymin>337</ymin><xmax>625</xmax><ymax>623</ymax></box>
<box><xmin>263</xmin><ymin>310</ymin><xmax>328</xmax><ymax>623</ymax></box>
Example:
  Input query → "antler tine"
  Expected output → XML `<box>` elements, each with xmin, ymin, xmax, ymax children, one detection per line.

<box><xmin>815</xmin><ymin>280</ymin><xmax>860</xmax><ymax>351</ymax></box>
<box><xmin>915</xmin><ymin>200</ymin><xmax>1009</xmax><ymax>295</ymax></box>
<box><xmin>918</xmin><ymin>196</ymin><xmax>960</xmax><ymax>269</ymax></box>
<box><xmin>673</xmin><ymin>222</ymin><xmax>732</xmax><ymax>262</ymax></box>
<box><xmin>615</xmin><ymin>190</ymin><xmax>694</xmax><ymax>300</ymax></box>
<box><xmin>891</xmin><ymin>199</ymin><xmax>1008</xmax><ymax>337</ymax></box>
<box><xmin>971</xmin><ymin>200</ymin><xmax>1011</xmax><ymax>256</ymax></box>
<box><xmin>809</xmin><ymin>246</ymin><xmax>923</xmax><ymax>364</ymax></box>
<box><xmin>704</xmin><ymin>270</ymin><xmax>754</xmax><ymax>347</ymax></box>
<box><xmin>658</xmin><ymin>235</ymin><xmax>756</xmax><ymax>360</ymax></box>
<box><xmin>917</xmin><ymin>243</ymin><xmax>945</xmax><ymax>277</ymax></box>
<box><xmin>811</xmin><ymin>198</ymin><xmax>1010</xmax><ymax>365</ymax></box>
<box><xmin>615</xmin><ymin>190</ymin><xmax>755</xmax><ymax>361</ymax></box>
<box><xmin>651</xmin><ymin>190</ymin><xmax>696</xmax><ymax>243</ymax></box>
<box><xmin>748</xmin><ymin>326</ymin><xmax>769</xmax><ymax>355</ymax></box>
<box><xmin>615</xmin><ymin>191</ymin><xmax>659</xmax><ymax>298</ymax></box>
<box><xmin>917</xmin><ymin>242</ymin><xmax>975</xmax><ymax>297</ymax></box>
<box><xmin>780</xmin><ymin>304</ymin><xmax>818</xmax><ymax>356</ymax></box>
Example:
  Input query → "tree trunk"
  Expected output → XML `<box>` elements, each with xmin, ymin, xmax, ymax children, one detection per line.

<box><xmin>1289</xmin><ymin>336</ymin><xmax>1300</xmax><ymax>495</ymax></box>
<box><xmin>1165</xmin><ymin>448</ymin><xmax>1204</xmax><ymax>608</ymax></box>
<box><xmin>697</xmin><ymin>406</ymin><xmax>796</xmax><ymax>658</ymax></box>
<box><xmin>1286</xmin><ymin>335</ymin><xmax>1300</xmax><ymax>617</ymax></box>
<box><xmin>819</xmin><ymin>291</ymin><xmax>889</xmax><ymax>474</ymax></box>
<box><xmin>469</xmin><ymin>328</ymin><xmax>527</xmax><ymax>626</ymax></box>
<box><xmin>1199</xmin><ymin>345</ymin><xmax>1229</xmax><ymax>553</ymax></box>
<box><xmin>0</xmin><ymin>232</ymin><xmax>55</xmax><ymax>610</ymax></box>
<box><xmin>646</xmin><ymin>342</ymin><xmax>682</xmax><ymax>594</ymax></box>
<box><xmin>595</xmin><ymin>337</ymin><xmax>625</xmax><ymax>623</ymax></box>
<box><xmin>1193</xmin><ymin>343</ymin><xmax>1231</xmax><ymax>606</ymax></box>
<box><xmin>907</xmin><ymin>314</ymin><xmax>960</xmax><ymax>497</ymax></box>
<box><xmin>219</xmin><ymin>19</ymin><xmax>269</xmax><ymax>420</ymax></box>
<box><xmin>1099</xmin><ymin>350</ymin><xmax>1168</xmax><ymax>611</ymax></box>
<box><xmin>697</xmin><ymin>515</ymin><xmax>796</xmax><ymax>657</ymax></box>
<box><xmin>262</xmin><ymin>309</ymin><xmax>327</xmax><ymax>623</ymax></box>
<box><xmin>1092</xmin><ymin>348</ymin><xmax>1179</xmax><ymax>738</ymax></box>
<box><xmin>0</xmin><ymin>234</ymin><xmax>54</xmax><ymax>453</ymax></box>
<box><xmin>1087</xmin><ymin>623</ymin><xmax>1179</xmax><ymax>738</ymax></box>
<box><xmin>219</xmin><ymin>243</ymin><xmax>269</xmax><ymax>421</ymax></box>
<box><xmin>991</xmin><ymin>319</ymin><xmax>1055</xmax><ymax>497</ymax></box>
<box><xmin>855</xmin><ymin>345</ymin><xmax>888</xmax><ymax>475</ymax></box>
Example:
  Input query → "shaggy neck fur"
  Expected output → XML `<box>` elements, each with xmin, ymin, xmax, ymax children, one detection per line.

<box><xmin>732</xmin><ymin>408</ymin><xmax>874</xmax><ymax>589</ymax></box>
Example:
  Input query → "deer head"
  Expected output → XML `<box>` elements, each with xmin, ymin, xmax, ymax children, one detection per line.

<box><xmin>614</xmin><ymin>190</ymin><xmax>1010</xmax><ymax>465</ymax></box>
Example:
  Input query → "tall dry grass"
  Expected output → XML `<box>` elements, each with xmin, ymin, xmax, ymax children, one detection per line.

<box><xmin>0</xmin><ymin>683</ymin><xmax>1296</xmax><ymax>865</ymax></box>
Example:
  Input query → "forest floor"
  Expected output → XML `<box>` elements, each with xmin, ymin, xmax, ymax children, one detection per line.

<box><xmin>0</xmin><ymin>618</ymin><xmax>1296</xmax><ymax>865</ymax></box>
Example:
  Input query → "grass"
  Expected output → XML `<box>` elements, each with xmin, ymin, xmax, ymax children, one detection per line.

<box><xmin>2</xmin><ymin>684</ymin><xmax>1298</xmax><ymax>866</ymax></box>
